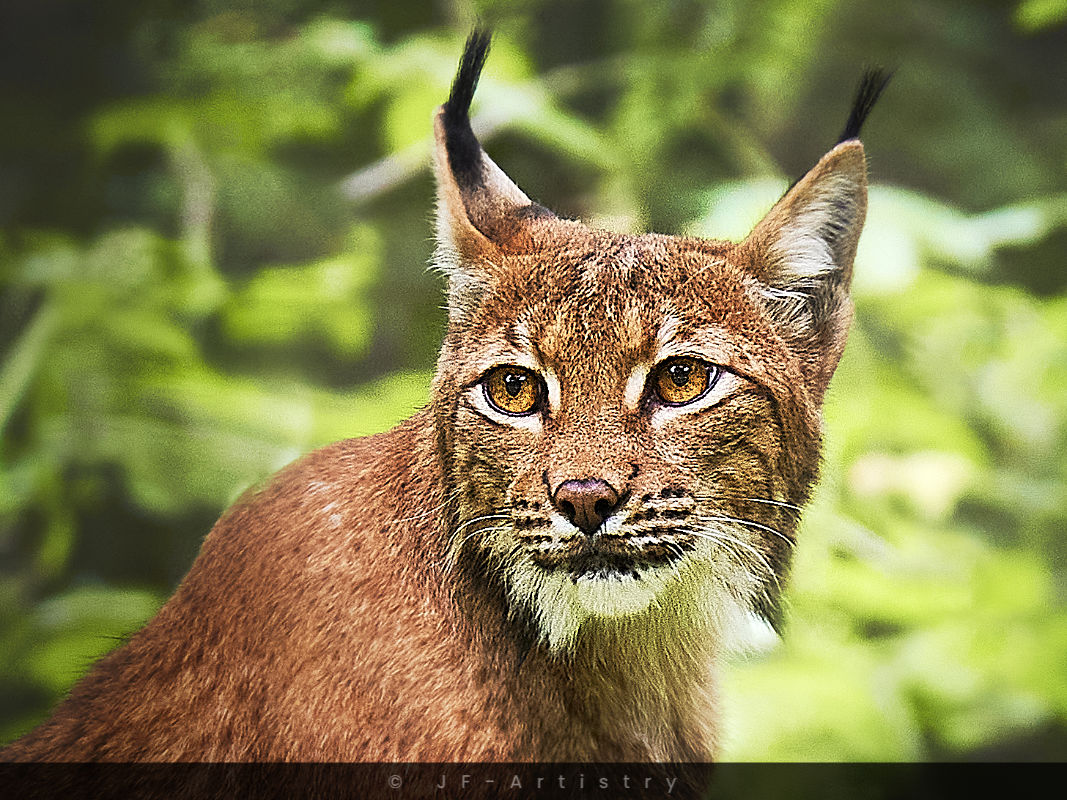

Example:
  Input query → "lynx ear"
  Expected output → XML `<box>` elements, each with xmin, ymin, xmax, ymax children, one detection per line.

<box><xmin>432</xmin><ymin>31</ymin><xmax>554</xmax><ymax>306</ymax></box>
<box><xmin>742</xmin><ymin>70</ymin><xmax>889</xmax><ymax>399</ymax></box>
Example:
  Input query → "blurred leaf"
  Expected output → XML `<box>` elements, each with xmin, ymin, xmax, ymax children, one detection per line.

<box><xmin>1015</xmin><ymin>0</ymin><xmax>1067</xmax><ymax>31</ymax></box>
<box><xmin>0</xmin><ymin>303</ymin><xmax>57</xmax><ymax>432</ymax></box>
<box><xmin>27</xmin><ymin>586</ymin><xmax>162</xmax><ymax>694</ymax></box>
<box><xmin>222</xmin><ymin>225</ymin><xmax>380</xmax><ymax>357</ymax></box>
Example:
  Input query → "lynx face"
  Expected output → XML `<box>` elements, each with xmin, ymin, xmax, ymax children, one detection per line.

<box><xmin>438</xmin><ymin>233</ymin><xmax>817</xmax><ymax>648</ymax></box>
<box><xmin>430</xmin><ymin>33</ymin><xmax>883</xmax><ymax>650</ymax></box>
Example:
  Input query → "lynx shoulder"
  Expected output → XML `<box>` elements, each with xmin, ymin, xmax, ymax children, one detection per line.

<box><xmin>2</xmin><ymin>31</ymin><xmax>888</xmax><ymax>763</ymax></box>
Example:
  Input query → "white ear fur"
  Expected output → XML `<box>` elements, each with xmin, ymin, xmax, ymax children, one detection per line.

<box><xmin>768</xmin><ymin>173</ymin><xmax>864</xmax><ymax>284</ymax></box>
<box><xmin>743</xmin><ymin>141</ymin><xmax>868</xmax><ymax>396</ymax></box>
<box><xmin>748</xmin><ymin>140</ymin><xmax>867</xmax><ymax>291</ymax></box>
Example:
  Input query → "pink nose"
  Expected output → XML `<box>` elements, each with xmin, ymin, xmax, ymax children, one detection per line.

<box><xmin>552</xmin><ymin>479</ymin><xmax>621</xmax><ymax>534</ymax></box>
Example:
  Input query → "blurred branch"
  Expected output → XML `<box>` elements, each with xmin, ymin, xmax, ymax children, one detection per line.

<box><xmin>339</xmin><ymin>53</ymin><xmax>780</xmax><ymax>205</ymax></box>
<box><xmin>0</xmin><ymin>302</ymin><xmax>57</xmax><ymax>435</ymax></box>
<box><xmin>339</xmin><ymin>58</ymin><xmax>627</xmax><ymax>204</ymax></box>
<box><xmin>171</xmin><ymin>139</ymin><xmax>217</xmax><ymax>268</ymax></box>
<box><xmin>700</xmin><ymin>105</ymin><xmax>780</xmax><ymax>176</ymax></box>
<box><xmin>338</xmin><ymin>114</ymin><xmax>508</xmax><ymax>203</ymax></box>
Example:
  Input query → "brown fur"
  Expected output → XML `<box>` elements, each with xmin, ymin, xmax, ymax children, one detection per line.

<box><xmin>2</xmin><ymin>41</ymin><xmax>873</xmax><ymax>764</ymax></box>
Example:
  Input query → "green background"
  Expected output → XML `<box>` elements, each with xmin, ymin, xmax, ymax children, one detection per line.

<box><xmin>2</xmin><ymin>0</ymin><xmax>1065</xmax><ymax>760</ymax></box>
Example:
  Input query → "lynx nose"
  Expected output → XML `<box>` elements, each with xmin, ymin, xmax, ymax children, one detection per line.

<box><xmin>552</xmin><ymin>479</ymin><xmax>621</xmax><ymax>535</ymax></box>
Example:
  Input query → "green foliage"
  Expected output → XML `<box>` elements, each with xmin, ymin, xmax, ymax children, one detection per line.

<box><xmin>1</xmin><ymin>0</ymin><xmax>1065</xmax><ymax>759</ymax></box>
<box><xmin>1016</xmin><ymin>0</ymin><xmax>1067</xmax><ymax>31</ymax></box>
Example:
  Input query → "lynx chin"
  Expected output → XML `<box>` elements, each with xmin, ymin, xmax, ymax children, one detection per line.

<box><xmin>2</xmin><ymin>30</ymin><xmax>889</xmax><ymax>764</ymax></box>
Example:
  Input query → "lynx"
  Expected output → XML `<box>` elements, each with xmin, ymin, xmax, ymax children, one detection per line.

<box><xmin>2</xmin><ymin>31</ymin><xmax>887</xmax><ymax>763</ymax></box>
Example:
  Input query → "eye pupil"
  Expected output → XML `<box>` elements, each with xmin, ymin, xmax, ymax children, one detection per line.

<box><xmin>668</xmin><ymin>363</ymin><xmax>691</xmax><ymax>387</ymax></box>
<box><xmin>504</xmin><ymin>373</ymin><xmax>525</xmax><ymax>397</ymax></box>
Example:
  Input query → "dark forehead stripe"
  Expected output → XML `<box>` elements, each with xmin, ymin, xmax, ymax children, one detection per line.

<box><xmin>479</xmin><ymin>234</ymin><xmax>748</xmax><ymax>366</ymax></box>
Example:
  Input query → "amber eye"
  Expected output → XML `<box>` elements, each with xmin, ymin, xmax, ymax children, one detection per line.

<box><xmin>653</xmin><ymin>357</ymin><xmax>716</xmax><ymax>406</ymax></box>
<box><xmin>483</xmin><ymin>366</ymin><xmax>543</xmax><ymax>416</ymax></box>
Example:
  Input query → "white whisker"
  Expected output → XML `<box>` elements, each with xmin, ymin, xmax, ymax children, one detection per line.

<box><xmin>393</xmin><ymin>486</ymin><xmax>462</xmax><ymax>526</ymax></box>
<box><xmin>699</xmin><ymin>514</ymin><xmax>795</xmax><ymax>548</ymax></box>
<box><xmin>455</xmin><ymin>521</ymin><xmax>511</xmax><ymax>550</ymax></box>
<box><xmin>687</xmin><ymin>490</ymin><xmax>802</xmax><ymax>516</ymax></box>
<box><xmin>736</xmin><ymin>496</ymin><xmax>803</xmax><ymax>513</ymax></box>
<box><xmin>686</xmin><ymin>525</ymin><xmax>783</xmax><ymax>593</ymax></box>
<box><xmin>453</xmin><ymin>512</ymin><xmax>510</xmax><ymax>537</ymax></box>
<box><xmin>663</xmin><ymin>540</ymin><xmax>688</xmax><ymax>560</ymax></box>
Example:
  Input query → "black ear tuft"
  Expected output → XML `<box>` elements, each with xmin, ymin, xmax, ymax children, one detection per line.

<box><xmin>837</xmin><ymin>68</ymin><xmax>892</xmax><ymax>144</ymax></box>
<box><xmin>442</xmin><ymin>28</ymin><xmax>493</xmax><ymax>191</ymax></box>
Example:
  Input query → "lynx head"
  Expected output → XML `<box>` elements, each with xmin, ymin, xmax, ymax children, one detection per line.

<box><xmin>430</xmin><ymin>31</ymin><xmax>888</xmax><ymax>650</ymax></box>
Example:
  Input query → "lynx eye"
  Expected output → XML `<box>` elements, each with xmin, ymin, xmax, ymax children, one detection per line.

<box><xmin>483</xmin><ymin>366</ymin><xmax>543</xmax><ymax>416</ymax></box>
<box><xmin>653</xmin><ymin>357</ymin><xmax>718</xmax><ymax>406</ymax></box>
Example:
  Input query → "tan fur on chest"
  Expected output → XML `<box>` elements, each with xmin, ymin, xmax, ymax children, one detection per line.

<box><xmin>1</xmin><ymin>31</ymin><xmax>888</xmax><ymax>764</ymax></box>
